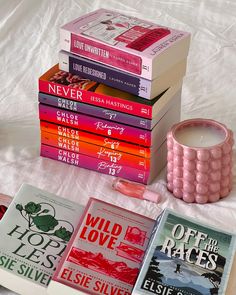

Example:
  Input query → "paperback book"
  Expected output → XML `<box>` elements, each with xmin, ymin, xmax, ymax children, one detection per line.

<box><xmin>39</xmin><ymin>103</ymin><xmax>153</xmax><ymax>146</ymax></box>
<box><xmin>39</xmin><ymin>92</ymin><xmax>155</xmax><ymax>130</ymax></box>
<box><xmin>47</xmin><ymin>198</ymin><xmax>155</xmax><ymax>295</ymax></box>
<box><xmin>60</xmin><ymin>8</ymin><xmax>190</xmax><ymax>79</ymax></box>
<box><xmin>59</xmin><ymin>50</ymin><xmax>187</xmax><ymax>99</ymax></box>
<box><xmin>39</xmin><ymin>64</ymin><xmax>182</xmax><ymax>119</ymax></box>
<box><xmin>0</xmin><ymin>183</ymin><xmax>84</xmax><ymax>295</ymax></box>
<box><xmin>41</xmin><ymin>131</ymin><xmax>152</xmax><ymax>170</ymax></box>
<box><xmin>132</xmin><ymin>209</ymin><xmax>236</xmax><ymax>295</ymax></box>
<box><xmin>39</xmin><ymin>91</ymin><xmax>180</xmax><ymax>148</ymax></box>
<box><xmin>40</xmin><ymin>121</ymin><xmax>153</xmax><ymax>158</ymax></box>
<box><xmin>40</xmin><ymin>142</ymin><xmax>167</xmax><ymax>184</ymax></box>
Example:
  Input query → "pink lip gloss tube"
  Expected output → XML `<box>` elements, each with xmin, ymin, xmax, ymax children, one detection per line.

<box><xmin>112</xmin><ymin>178</ymin><xmax>161</xmax><ymax>203</ymax></box>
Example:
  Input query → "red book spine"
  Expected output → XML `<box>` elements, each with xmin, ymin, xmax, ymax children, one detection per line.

<box><xmin>41</xmin><ymin>131</ymin><xmax>150</xmax><ymax>170</ymax></box>
<box><xmin>40</xmin><ymin>121</ymin><xmax>151</xmax><ymax>158</ymax></box>
<box><xmin>41</xmin><ymin>144</ymin><xmax>150</xmax><ymax>184</ymax></box>
<box><xmin>38</xmin><ymin>79</ymin><xmax>153</xmax><ymax>119</ymax></box>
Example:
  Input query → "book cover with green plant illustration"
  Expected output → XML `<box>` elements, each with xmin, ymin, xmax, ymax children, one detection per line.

<box><xmin>132</xmin><ymin>209</ymin><xmax>236</xmax><ymax>295</ymax></box>
<box><xmin>0</xmin><ymin>183</ymin><xmax>84</xmax><ymax>295</ymax></box>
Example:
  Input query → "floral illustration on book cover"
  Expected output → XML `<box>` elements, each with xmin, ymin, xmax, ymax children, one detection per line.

<box><xmin>0</xmin><ymin>185</ymin><xmax>83</xmax><ymax>289</ymax></box>
<box><xmin>79</xmin><ymin>11</ymin><xmax>170</xmax><ymax>50</ymax></box>
<box><xmin>141</xmin><ymin>213</ymin><xmax>233</xmax><ymax>295</ymax></box>
<box><xmin>15</xmin><ymin>201</ymin><xmax>75</xmax><ymax>243</ymax></box>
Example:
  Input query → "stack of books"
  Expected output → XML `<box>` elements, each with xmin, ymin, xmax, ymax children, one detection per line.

<box><xmin>38</xmin><ymin>8</ymin><xmax>191</xmax><ymax>184</ymax></box>
<box><xmin>0</xmin><ymin>183</ymin><xmax>235</xmax><ymax>295</ymax></box>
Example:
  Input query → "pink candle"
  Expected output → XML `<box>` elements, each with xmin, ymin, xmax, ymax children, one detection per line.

<box><xmin>167</xmin><ymin>119</ymin><xmax>234</xmax><ymax>203</ymax></box>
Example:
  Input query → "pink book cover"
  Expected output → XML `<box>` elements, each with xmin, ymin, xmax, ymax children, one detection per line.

<box><xmin>39</xmin><ymin>104</ymin><xmax>152</xmax><ymax>146</ymax></box>
<box><xmin>49</xmin><ymin>198</ymin><xmax>155</xmax><ymax>295</ymax></box>
<box><xmin>60</xmin><ymin>8</ymin><xmax>190</xmax><ymax>79</ymax></box>
<box><xmin>41</xmin><ymin>131</ymin><xmax>151</xmax><ymax>170</ymax></box>
<box><xmin>40</xmin><ymin>121</ymin><xmax>152</xmax><ymax>158</ymax></box>
<box><xmin>40</xmin><ymin>144</ymin><xmax>150</xmax><ymax>184</ymax></box>
<box><xmin>39</xmin><ymin>64</ymin><xmax>158</xmax><ymax>120</ymax></box>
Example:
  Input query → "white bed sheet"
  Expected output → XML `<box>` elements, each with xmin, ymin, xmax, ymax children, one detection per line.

<box><xmin>0</xmin><ymin>0</ymin><xmax>236</xmax><ymax>294</ymax></box>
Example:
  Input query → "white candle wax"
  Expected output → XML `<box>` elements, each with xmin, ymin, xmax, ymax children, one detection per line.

<box><xmin>175</xmin><ymin>125</ymin><xmax>226</xmax><ymax>147</ymax></box>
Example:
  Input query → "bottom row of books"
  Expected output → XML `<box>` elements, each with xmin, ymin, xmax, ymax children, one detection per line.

<box><xmin>0</xmin><ymin>184</ymin><xmax>235</xmax><ymax>295</ymax></box>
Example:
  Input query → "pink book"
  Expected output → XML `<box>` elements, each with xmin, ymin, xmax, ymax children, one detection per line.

<box><xmin>40</xmin><ymin>121</ymin><xmax>152</xmax><ymax>158</ymax></box>
<box><xmin>39</xmin><ymin>86</ymin><xmax>181</xmax><ymax>148</ymax></box>
<box><xmin>40</xmin><ymin>143</ymin><xmax>167</xmax><ymax>184</ymax></box>
<box><xmin>47</xmin><ymin>198</ymin><xmax>155</xmax><ymax>295</ymax></box>
<box><xmin>41</xmin><ymin>131</ymin><xmax>152</xmax><ymax>170</ymax></box>
<box><xmin>39</xmin><ymin>103</ymin><xmax>152</xmax><ymax>146</ymax></box>
<box><xmin>60</xmin><ymin>8</ymin><xmax>190</xmax><ymax>80</ymax></box>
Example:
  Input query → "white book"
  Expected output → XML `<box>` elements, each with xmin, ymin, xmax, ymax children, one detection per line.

<box><xmin>0</xmin><ymin>183</ymin><xmax>84</xmax><ymax>295</ymax></box>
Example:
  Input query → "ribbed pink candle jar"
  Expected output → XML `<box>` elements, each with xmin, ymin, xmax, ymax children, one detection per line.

<box><xmin>167</xmin><ymin>119</ymin><xmax>234</xmax><ymax>203</ymax></box>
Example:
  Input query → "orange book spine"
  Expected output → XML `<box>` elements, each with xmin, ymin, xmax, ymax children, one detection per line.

<box><xmin>40</xmin><ymin>121</ymin><xmax>151</xmax><ymax>158</ymax></box>
<box><xmin>41</xmin><ymin>131</ymin><xmax>151</xmax><ymax>170</ymax></box>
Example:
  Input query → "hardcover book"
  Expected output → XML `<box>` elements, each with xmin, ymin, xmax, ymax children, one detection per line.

<box><xmin>60</xmin><ymin>8</ymin><xmax>190</xmax><ymax>80</ymax></box>
<box><xmin>47</xmin><ymin>198</ymin><xmax>155</xmax><ymax>295</ymax></box>
<box><xmin>0</xmin><ymin>183</ymin><xmax>84</xmax><ymax>295</ymax></box>
<box><xmin>39</xmin><ymin>89</ymin><xmax>180</xmax><ymax>148</ymax></box>
<box><xmin>132</xmin><ymin>209</ymin><xmax>236</xmax><ymax>295</ymax></box>
<box><xmin>59</xmin><ymin>50</ymin><xmax>187</xmax><ymax>99</ymax></box>
<box><xmin>39</xmin><ymin>64</ymin><xmax>182</xmax><ymax>119</ymax></box>
<box><xmin>40</xmin><ymin>142</ymin><xmax>167</xmax><ymax>184</ymax></box>
<box><xmin>40</xmin><ymin>121</ymin><xmax>153</xmax><ymax>158</ymax></box>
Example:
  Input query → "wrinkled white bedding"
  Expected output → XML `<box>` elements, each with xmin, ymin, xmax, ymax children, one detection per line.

<box><xmin>0</xmin><ymin>0</ymin><xmax>236</xmax><ymax>294</ymax></box>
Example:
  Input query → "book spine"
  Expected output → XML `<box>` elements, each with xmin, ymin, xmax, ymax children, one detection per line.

<box><xmin>41</xmin><ymin>144</ymin><xmax>149</xmax><ymax>184</ymax></box>
<box><xmin>67</xmin><ymin>32</ymin><xmax>144</xmax><ymax>76</ymax></box>
<box><xmin>39</xmin><ymin>104</ymin><xmax>152</xmax><ymax>146</ymax></box>
<box><xmin>38</xmin><ymin>79</ymin><xmax>153</xmax><ymax>119</ymax></box>
<box><xmin>59</xmin><ymin>51</ymin><xmax>152</xmax><ymax>99</ymax></box>
<box><xmin>38</xmin><ymin>92</ymin><xmax>152</xmax><ymax>130</ymax></box>
<box><xmin>40</xmin><ymin>121</ymin><xmax>151</xmax><ymax>158</ymax></box>
<box><xmin>41</xmin><ymin>131</ymin><xmax>150</xmax><ymax>170</ymax></box>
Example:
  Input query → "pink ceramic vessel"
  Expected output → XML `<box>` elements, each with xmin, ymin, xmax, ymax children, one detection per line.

<box><xmin>167</xmin><ymin>119</ymin><xmax>234</xmax><ymax>203</ymax></box>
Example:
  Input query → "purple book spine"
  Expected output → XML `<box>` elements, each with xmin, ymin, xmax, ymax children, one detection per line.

<box><xmin>39</xmin><ymin>104</ymin><xmax>152</xmax><ymax>146</ymax></box>
<box><xmin>41</xmin><ymin>144</ymin><xmax>149</xmax><ymax>184</ymax></box>
<box><xmin>38</xmin><ymin>92</ymin><xmax>152</xmax><ymax>130</ymax></box>
<box><xmin>59</xmin><ymin>51</ymin><xmax>152</xmax><ymax>99</ymax></box>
